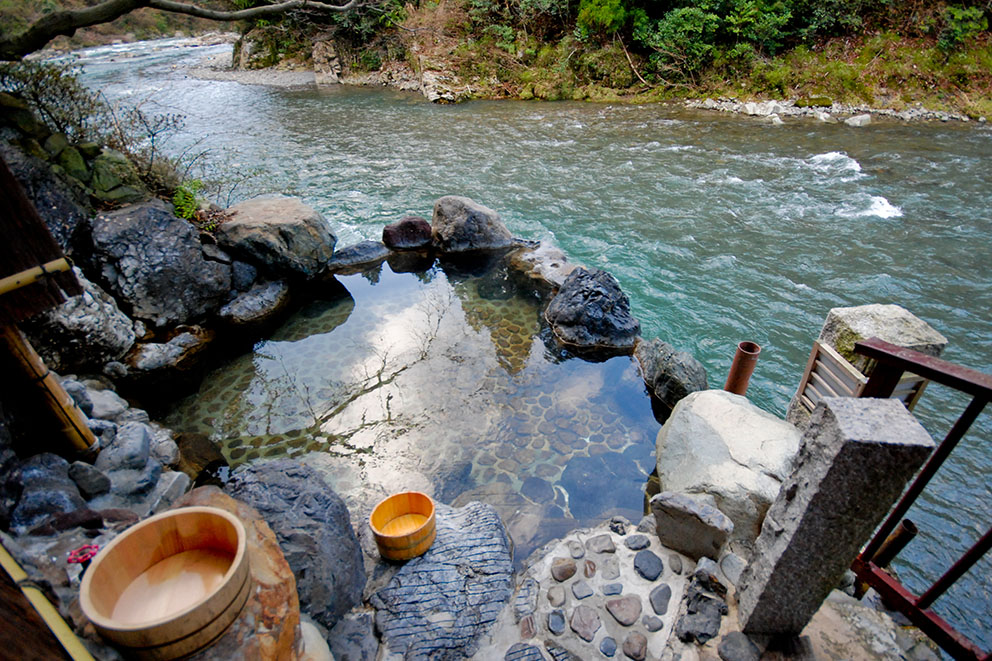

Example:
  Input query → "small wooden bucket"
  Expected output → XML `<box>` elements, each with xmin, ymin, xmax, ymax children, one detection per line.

<box><xmin>80</xmin><ymin>506</ymin><xmax>250</xmax><ymax>660</ymax></box>
<box><xmin>369</xmin><ymin>491</ymin><xmax>436</xmax><ymax>561</ymax></box>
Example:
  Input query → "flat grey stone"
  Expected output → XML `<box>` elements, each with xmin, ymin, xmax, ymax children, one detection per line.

<box><xmin>650</xmin><ymin>584</ymin><xmax>672</xmax><ymax>615</ymax></box>
<box><xmin>624</xmin><ymin>534</ymin><xmax>650</xmax><ymax>550</ymax></box>
<box><xmin>551</xmin><ymin>557</ymin><xmax>577</xmax><ymax>582</ymax></box>
<box><xmin>505</xmin><ymin>642</ymin><xmax>545</xmax><ymax>661</ymax></box>
<box><xmin>601</xmin><ymin>637</ymin><xmax>617</xmax><ymax>657</ymax></box>
<box><xmin>567</xmin><ymin>540</ymin><xmax>585</xmax><ymax>559</ymax></box>
<box><xmin>606</xmin><ymin>595</ymin><xmax>642</xmax><ymax>626</ymax></box>
<box><xmin>571</xmin><ymin>581</ymin><xmax>593</xmax><ymax>600</ymax></box>
<box><xmin>720</xmin><ymin>552</ymin><xmax>747</xmax><ymax>586</ymax></box>
<box><xmin>601</xmin><ymin>556</ymin><xmax>620</xmax><ymax>580</ymax></box>
<box><xmin>548</xmin><ymin>609</ymin><xmax>565</xmax><ymax>635</ymax></box>
<box><xmin>636</xmin><ymin>515</ymin><xmax>656</xmax><ymax>533</ymax></box>
<box><xmin>650</xmin><ymin>491</ymin><xmax>734</xmax><ymax>560</ymax></box>
<box><xmin>602</xmin><ymin>583</ymin><xmax>623</xmax><ymax>596</ymax></box>
<box><xmin>586</xmin><ymin>533</ymin><xmax>616</xmax><ymax>554</ymax></box>
<box><xmin>634</xmin><ymin>549</ymin><xmax>664</xmax><ymax>581</ymax></box>
<box><xmin>643</xmin><ymin>615</ymin><xmax>663</xmax><ymax>632</ymax></box>
<box><xmin>547</xmin><ymin>585</ymin><xmax>565</xmax><ymax>607</ymax></box>
<box><xmin>569</xmin><ymin>604</ymin><xmax>601</xmax><ymax>642</ymax></box>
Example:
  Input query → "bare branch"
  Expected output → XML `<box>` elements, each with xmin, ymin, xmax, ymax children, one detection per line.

<box><xmin>0</xmin><ymin>0</ymin><xmax>361</xmax><ymax>61</ymax></box>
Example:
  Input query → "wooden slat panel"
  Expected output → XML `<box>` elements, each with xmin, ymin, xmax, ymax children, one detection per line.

<box><xmin>811</xmin><ymin>371</ymin><xmax>841</xmax><ymax>398</ymax></box>
<box><xmin>813</xmin><ymin>359</ymin><xmax>859</xmax><ymax>396</ymax></box>
<box><xmin>816</xmin><ymin>341</ymin><xmax>868</xmax><ymax>388</ymax></box>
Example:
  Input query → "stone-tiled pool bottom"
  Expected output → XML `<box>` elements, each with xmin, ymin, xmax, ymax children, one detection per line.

<box><xmin>166</xmin><ymin>257</ymin><xmax>661</xmax><ymax>562</ymax></box>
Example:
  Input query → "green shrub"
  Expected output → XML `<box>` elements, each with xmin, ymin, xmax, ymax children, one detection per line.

<box><xmin>938</xmin><ymin>5</ymin><xmax>988</xmax><ymax>52</ymax></box>
<box><xmin>0</xmin><ymin>59</ymin><xmax>103</xmax><ymax>142</ymax></box>
<box><xmin>577</xmin><ymin>0</ymin><xmax>629</xmax><ymax>38</ymax></box>
<box><xmin>172</xmin><ymin>179</ymin><xmax>204</xmax><ymax>221</ymax></box>
<box><xmin>634</xmin><ymin>7</ymin><xmax>720</xmax><ymax>78</ymax></box>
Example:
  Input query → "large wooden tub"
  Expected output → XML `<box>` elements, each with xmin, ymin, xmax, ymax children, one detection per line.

<box><xmin>80</xmin><ymin>506</ymin><xmax>250</xmax><ymax>660</ymax></box>
<box><xmin>370</xmin><ymin>491</ymin><xmax>436</xmax><ymax>561</ymax></box>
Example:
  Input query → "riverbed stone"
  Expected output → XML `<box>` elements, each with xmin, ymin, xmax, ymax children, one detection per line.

<box><xmin>548</xmin><ymin>609</ymin><xmax>566</xmax><ymax>635</ymax></box>
<box><xmin>643</xmin><ymin>615</ymin><xmax>663</xmax><ymax>632</ymax></box>
<box><xmin>11</xmin><ymin>453</ymin><xmax>86</xmax><ymax>532</ymax></box>
<box><xmin>634</xmin><ymin>549</ymin><xmax>664</xmax><ymax>581</ymax></box>
<box><xmin>551</xmin><ymin>557</ymin><xmax>577</xmax><ymax>581</ymax></box>
<box><xmin>844</xmin><ymin>113</ymin><xmax>872</xmax><ymax>127</ymax></box>
<box><xmin>382</xmin><ymin>215</ymin><xmax>432</xmax><ymax>250</ymax></box>
<box><xmin>601</xmin><ymin>555</ymin><xmax>620</xmax><ymax>580</ymax></box>
<box><xmin>88</xmin><ymin>387</ymin><xmax>129</xmax><ymax>421</ymax></box>
<box><xmin>650</xmin><ymin>583</ymin><xmax>672</xmax><ymax>615</ymax></box>
<box><xmin>371</xmin><ymin>500</ymin><xmax>512</xmax><ymax>658</ymax></box>
<box><xmin>603</xmin><ymin>582</ymin><xmax>623</xmax><ymax>596</ymax></box>
<box><xmin>217</xmin><ymin>279</ymin><xmax>291</xmax><ymax>329</ymax></box>
<box><xmin>226</xmin><ymin>460</ymin><xmax>365</xmax><ymax>629</ymax></box>
<box><xmin>544</xmin><ymin>641</ymin><xmax>582</xmax><ymax>661</ymax></box>
<box><xmin>669</xmin><ymin>554</ymin><xmax>682</xmax><ymax>575</ymax></box>
<box><xmin>622</xmin><ymin>632</ymin><xmax>647</xmax><ymax>660</ymax></box>
<box><xmin>569</xmin><ymin>604</ymin><xmax>601</xmax><ymax>641</ymax></box>
<box><xmin>583</xmin><ymin>559</ymin><xmax>596</xmax><ymax>577</ymax></box>
<box><xmin>634</xmin><ymin>338</ymin><xmax>708</xmax><ymax>410</ymax></box>
<box><xmin>177</xmin><ymin>487</ymin><xmax>301</xmax><ymax>661</ymax></box>
<box><xmin>650</xmin><ymin>491</ymin><xmax>734</xmax><ymax>560</ymax></box>
<box><xmin>718</xmin><ymin>632</ymin><xmax>761</xmax><ymax>661</ymax></box>
<box><xmin>625</xmin><ymin>534</ymin><xmax>650</xmax><ymax>550</ymax></box>
<box><xmin>218</xmin><ymin>195</ymin><xmax>337</xmax><ymax>278</ymax></box>
<box><xmin>431</xmin><ymin>195</ymin><xmax>513</xmax><ymax>253</ymax></box>
<box><xmin>548</xmin><ymin>585</ymin><xmax>565</xmax><ymax>606</ymax></box>
<box><xmin>325</xmin><ymin>240</ymin><xmax>390</xmax><ymax>274</ymax></box>
<box><xmin>738</xmin><ymin>398</ymin><xmax>934</xmax><ymax>635</ymax></box>
<box><xmin>601</xmin><ymin>637</ymin><xmax>617</xmax><ymax>657</ymax></box>
<box><xmin>586</xmin><ymin>533</ymin><xmax>616</xmax><ymax>554</ymax></box>
<box><xmin>571</xmin><ymin>580</ymin><xmax>593</xmax><ymax>599</ymax></box>
<box><xmin>656</xmin><ymin>390</ymin><xmax>801</xmax><ymax>545</ymax></box>
<box><xmin>606</xmin><ymin>595</ymin><xmax>642</xmax><ymax>626</ymax></box>
<box><xmin>544</xmin><ymin>267</ymin><xmax>640</xmax><ymax>353</ymax></box>
<box><xmin>91</xmin><ymin>199</ymin><xmax>231</xmax><ymax>327</ymax></box>
<box><xmin>22</xmin><ymin>268</ymin><xmax>135</xmax><ymax>373</ymax></box>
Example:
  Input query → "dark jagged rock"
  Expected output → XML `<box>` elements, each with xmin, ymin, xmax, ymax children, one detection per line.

<box><xmin>677</xmin><ymin>573</ymin><xmax>729</xmax><ymax>644</ymax></box>
<box><xmin>11</xmin><ymin>453</ymin><xmax>85</xmax><ymax>531</ymax></box>
<box><xmin>383</xmin><ymin>216</ymin><xmax>432</xmax><ymax>250</ymax></box>
<box><xmin>544</xmin><ymin>267</ymin><xmax>640</xmax><ymax>353</ymax></box>
<box><xmin>718</xmin><ymin>632</ymin><xmax>761</xmax><ymax>661</ymax></box>
<box><xmin>227</xmin><ymin>460</ymin><xmax>365</xmax><ymax>629</ymax></box>
<box><xmin>325</xmin><ymin>240</ymin><xmax>391</xmax><ymax>275</ymax></box>
<box><xmin>217</xmin><ymin>280</ymin><xmax>291</xmax><ymax>330</ymax></box>
<box><xmin>123</xmin><ymin>326</ymin><xmax>215</xmax><ymax>395</ymax></box>
<box><xmin>90</xmin><ymin>199</ymin><xmax>231</xmax><ymax>327</ymax></box>
<box><xmin>328</xmin><ymin>609</ymin><xmax>378</xmax><ymax>661</ymax></box>
<box><xmin>634</xmin><ymin>338</ymin><xmax>708</xmax><ymax>410</ymax></box>
<box><xmin>28</xmin><ymin>508</ymin><xmax>103</xmax><ymax>536</ymax></box>
<box><xmin>217</xmin><ymin>196</ymin><xmax>337</xmax><ymax>279</ymax></box>
<box><xmin>68</xmin><ymin>461</ymin><xmax>111</xmax><ymax>499</ymax></box>
<box><xmin>371</xmin><ymin>501</ymin><xmax>512</xmax><ymax>659</ymax></box>
<box><xmin>431</xmin><ymin>196</ymin><xmax>513</xmax><ymax>253</ymax></box>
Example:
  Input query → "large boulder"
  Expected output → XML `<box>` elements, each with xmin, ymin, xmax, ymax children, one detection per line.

<box><xmin>508</xmin><ymin>241</ymin><xmax>577</xmax><ymax>294</ymax></box>
<box><xmin>11</xmin><ymin>453</ymin><xmax>86</xmax><ymax>532</ymax></box>
<box><xmin>90</xmin><ymin>199</ymin><xmax>232</xmax><ymax>327</ymax></box>
<box><xmin>544</xmin><ymin>267</ymin><xmax>640</xmax><ymax>353</ymax></box>
<box><xmin>382</xmin><ymin>215</ymin><xmax>432</xmax><ymax>250</ymax></box>
<box><xmin>655</xmin><ymin>390</ymin><xmax>801</xmax><ymax>545</ymax></box>
<box><xmin>226</xmin><ymin>460</ymin><xmax>365</xmax><ymax>630</ymax></box>
<box><xmin>371</xmin><ymin>501</ymin><xmax>513</xmax><ymax>659</ymax></box>
<box><xmin>325</xmin><ymin>240</ymin><xmax>390</xmax><ymax>275</ymax></box>
<box><xmin>0</xmin><ymin>141</ymin><xmax>90</xmax><ymax>252</ymax></box>
<box><xmin>89</xmin><ymin>148</ymin><xmax>145</xmax><ymax>204</ymax></box>
<box><xmin>635</xmin><ymin>338</ymin><xmax>708</xmax><ymax>411</ymax></box>
<box><xmin>216</xmin><ymin>196</ymin><xmax>337</xmax><ymax>278</ymax></box>
<box><xmin>22</xmin><ymin>268</ymin><xmax>136</xmax><ymax>373</ymax></box>
<box><xmin>176</xmin><ymin>487</ymin><xmax>302</xmax><ymax>661</ymax></box>
<box><xmin>431</xmin><ymin>196</ymin><xmax>514</xmax><ymax>253</ymax></box>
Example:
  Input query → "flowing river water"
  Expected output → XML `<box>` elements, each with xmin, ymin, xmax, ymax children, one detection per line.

<box><xmin>73</xmin><ymin>38</ymin><xmax>991</xmax><ymax>651</ymax></box>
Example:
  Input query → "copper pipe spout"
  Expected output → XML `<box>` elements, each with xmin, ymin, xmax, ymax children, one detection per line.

<box><xmin>724</xmin><ymin>341</ymin><xmax>761</xmax><ymax>396</ymax></box>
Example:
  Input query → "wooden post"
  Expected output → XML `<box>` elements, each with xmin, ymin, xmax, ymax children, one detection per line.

<box><xmin>0</xmin><ymin>324</ymin><xmax>96</xmax><ymax>453</ymax></box>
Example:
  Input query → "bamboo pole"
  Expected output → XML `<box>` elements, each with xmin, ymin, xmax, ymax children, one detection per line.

<box><xmin>0</xmin><ymin>324</ymin><xmax>96</xmax><ymax>453</ymax></box>
<box><xmin>0</xmin><ymin>258</ymin><xmax>71</xmax><ymax>297</ymax></box>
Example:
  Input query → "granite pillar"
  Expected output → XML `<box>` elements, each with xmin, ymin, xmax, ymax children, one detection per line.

<box><xmin>738</xmin><ymin>398</ymin><xmax>933</xmax><ymax>635</ymax></box>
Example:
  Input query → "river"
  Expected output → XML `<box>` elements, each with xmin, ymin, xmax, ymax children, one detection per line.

<box><xmin>74</xmin><ymin>38</ymin><xmax>991</xmax><ymax>651</ymax></box>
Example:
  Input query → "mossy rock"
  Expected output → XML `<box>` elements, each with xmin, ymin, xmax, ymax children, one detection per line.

<box><xmin>796</xmin><ymin>96</ymin><xmax>833</xmax><ymax>108</ymax></box>
<box><xmin>91</xmin><ymin>149</ymin><xmax>141</xmax><ymax>194</ymax></box>
<box><xmin>77</xmin><ymin>142</ymin><xmax>102</xmax><ymax>159</ymax></box>
<box><xmin>0</xmin><ymin>92</ymin><xmax>50</xmax><ymax>139</ymax></box>
<box><xmin>93</xmin><ymin>185</ymin><xmax>146</xmax><ymax>204</ymax></box>
<box><xmin>57</xmin><ymin>146</ymin><xmax>90</xmax><ymax>183</ymax></box>
<box><xmin>43</xmin><ymin>132</ymin><xmax>69</xmax><ymax>157</ymax></box>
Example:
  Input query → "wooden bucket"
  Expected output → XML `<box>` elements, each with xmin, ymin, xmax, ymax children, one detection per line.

<box><xmin>369</xmin><ymin>492</ymin><xmax>436</xmax><ymax>561</ymax></box>
<box><xmin>80</xmin><ymin>506</ymin><xmax>250</xmax><ymax>660</ymax></box>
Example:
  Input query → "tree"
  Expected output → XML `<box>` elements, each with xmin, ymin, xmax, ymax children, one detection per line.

<box><xmin>0</xmin><ymin>0</ymin><xmax>361</xmax><ymax>61</ymax></box>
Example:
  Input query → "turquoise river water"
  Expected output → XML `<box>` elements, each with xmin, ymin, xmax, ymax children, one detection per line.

<box><xmin>74</xmin><ymin>38</ymin><xmax>990</xmax><ymax>651</ymax></box>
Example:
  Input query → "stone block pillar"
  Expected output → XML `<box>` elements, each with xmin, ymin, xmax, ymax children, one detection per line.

<box><xmin>737</xmin><ymin>397</ymin><xmax>933</xmax><ymax>635</ymax></box>
<box><xmin>787</xmin><ymin>303</ymin><xmax>948</xmax><ymax>427</ymax></box>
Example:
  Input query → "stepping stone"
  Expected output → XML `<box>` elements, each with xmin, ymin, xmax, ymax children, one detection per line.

<box><xmin>606</xmin><ymin>595</ymin><xmax>642</xmax><ymax>626</ymax></box>
<box><xmin>505</xmin><ymin>642</ymin><xmax>544</xmax><ymax>660</ymax></box>
<box><xmin>548</xmin><ymin>609</ymin><xmax>566</xmax><ymax>636</ymax></box>
<box><xmin>571</xmin><ymin>581</ymin><xmax>593</xmax><ymax>600</ymax></box>
<box><xmin>602</xmin><ymin>556</ymin><xmax>620</xmax><ymax>580</ymax></box>
<box><xmin>643</xmin><ymin>615</ymin><xmax>663</xmax><ymax>632</ymax></box>
<box><xmin>583</xmin><ymin>559</ymin><xmax>596</xmax><ymax>578</ymax></box>
<box><xmin>601</xmin><ymin>637</ymin><xmax>617</xmax><ymax>657</ymax></box>
<box><xmin>669</xmin><ymin>554</ymin><xmax>683</xmax><ymax>575</ymax></box>
<box><xmin>551</xmin><ymin>557</ymin><xmax>577</xmax><ymax>582</ymax></box>
<box><xmin>624</xmin><ymin>534</ymin><xmax>650</xmax><ymax>550</ymax></box>
<box><xmin>586</xmin><ymin>534</ymin><xmax>616</xmax><ymax>554</ymax></box>
<box><xmin>623</xmin><ymin>632</ymin><xmax>647</xmax><ymax>661</ymax></box>
<box><xmin>650</xmin><ymin>584</ymin><xmax>672</xmax><ymax>615</ymax></box>
<box><xmin>547</xmin><ymin>585</ymin><xmax>565</xmax><ymax>607</ymax></box>
<box><xmin>634</xmin><ymin>549</ymin><xmax>664</xmax><ymax>581</ymax></box>
<box><xmin>602</xmin><ymin>582</ymin><xmax>623</xmax><ymax>596</ymax></box>
<box><xmin>568</xmin><ymin>540</ymin><xmax>585</xmax><ymax>559</ymax></box>
<box><xmin>569</xmin><ymin>604</ymin><xmax>601</xmax><ymax>642</ymax></box>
